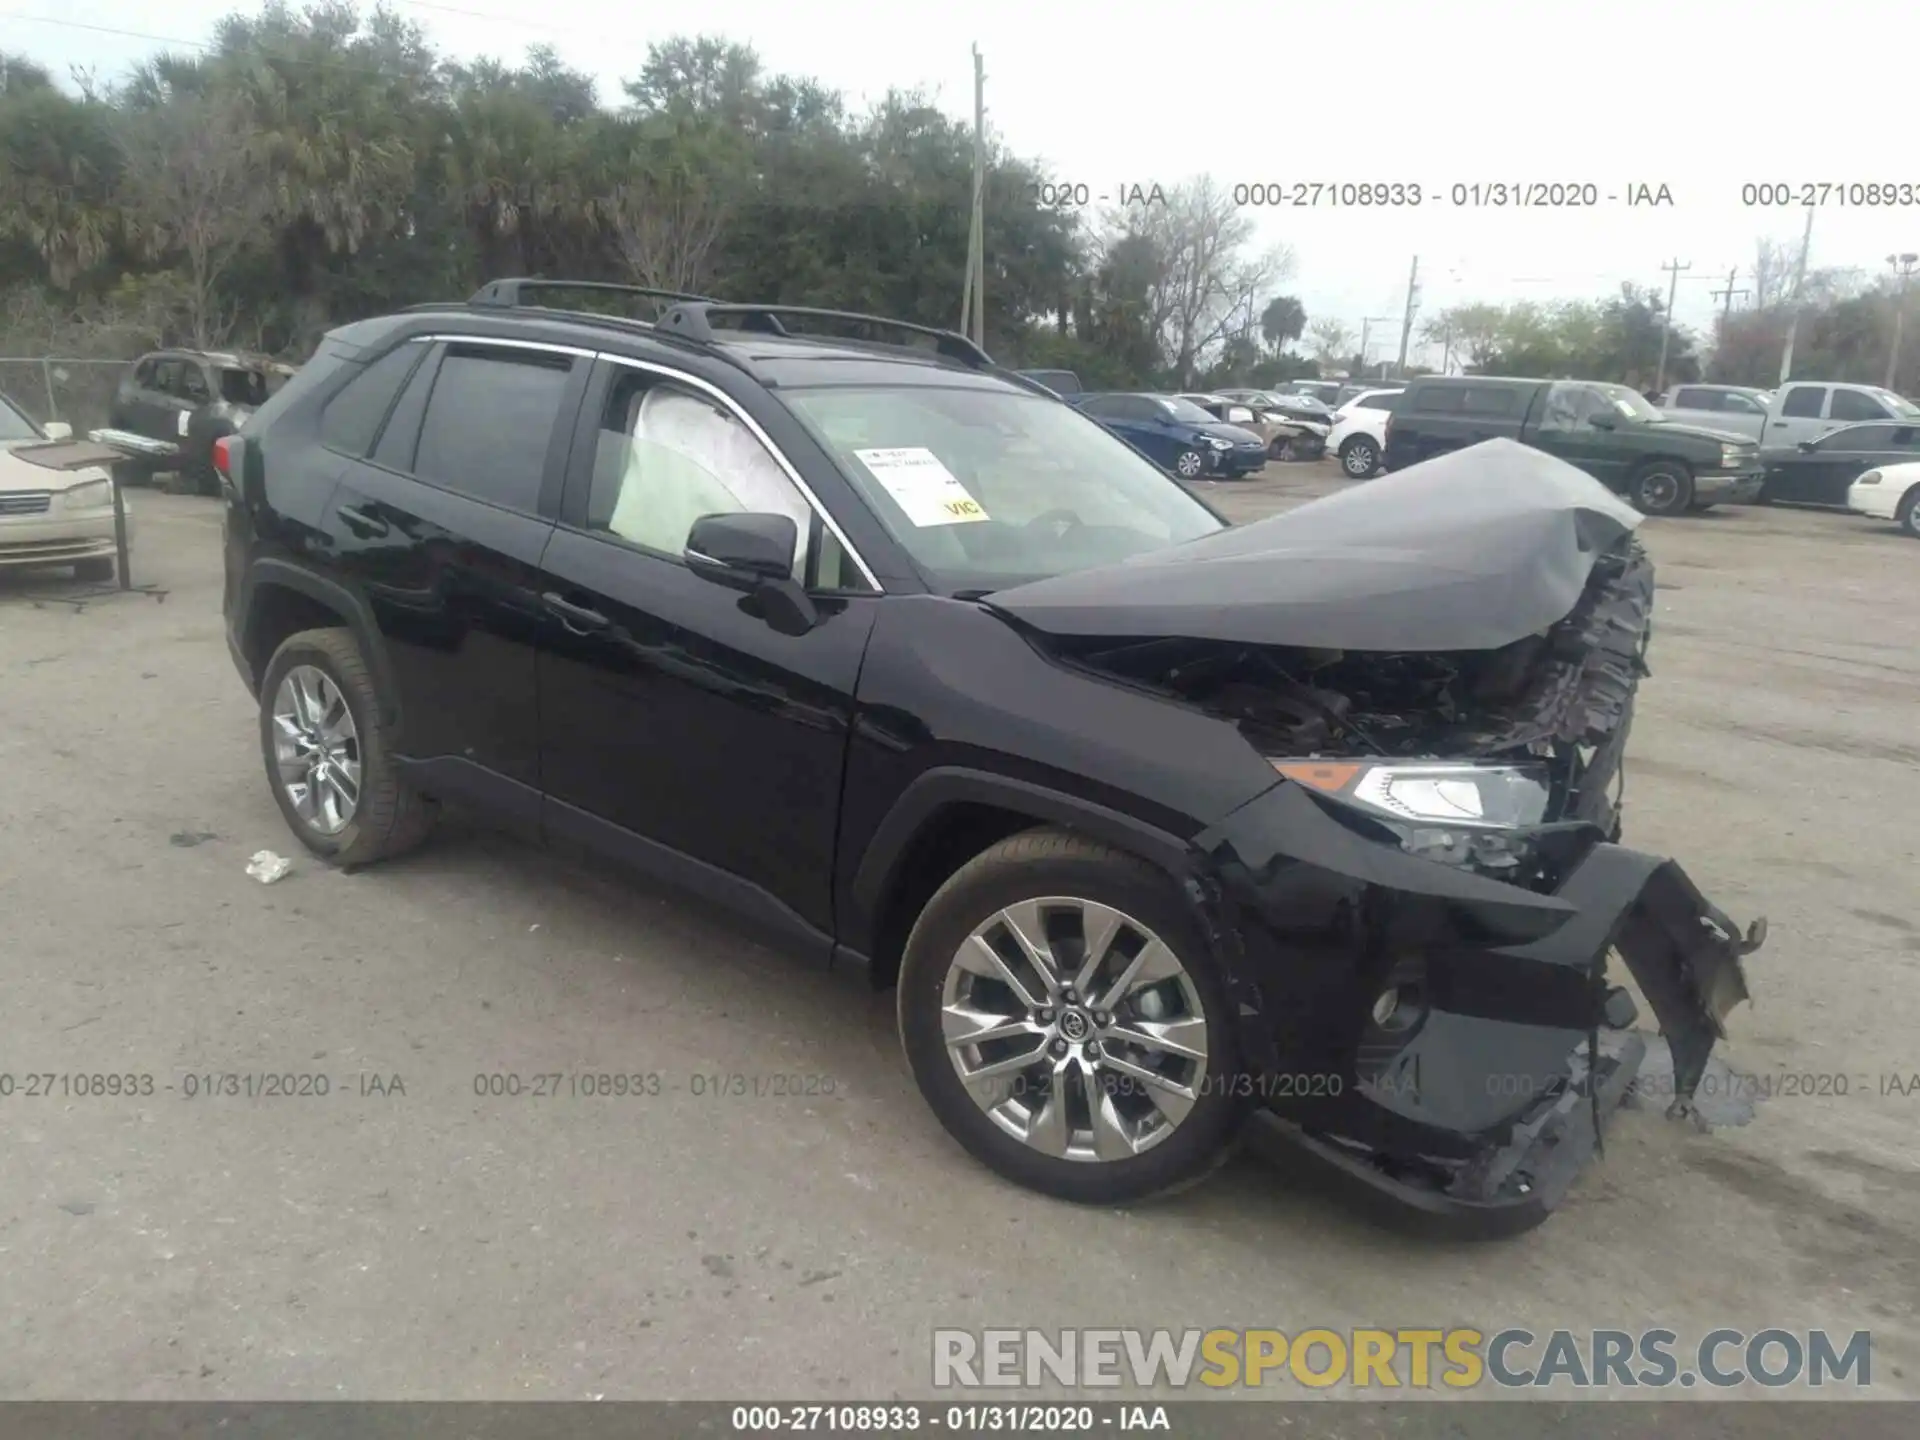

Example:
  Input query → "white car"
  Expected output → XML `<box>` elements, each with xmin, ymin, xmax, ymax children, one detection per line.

<box><xmin>0</xmin><ymin>396</ymin><xmax>122</xmax><ymax>582</ymax></box>
<box><xmin>1846</xmin><ymin>460</ymin><xmax>1920</xmax><ymax>537</ymax></box>
<box><xmin>1327</xmin><ymin>388</ymin><xmax>1404</xmax><ymax>478</ymax></box>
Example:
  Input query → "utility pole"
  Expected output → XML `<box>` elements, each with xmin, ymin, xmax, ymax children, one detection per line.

<box><xmin>960</xmin><ymin>45</ymin><xmax>990</xmax><ymax>349</ymax></box>
<box><xmin>1884</xmin><ymin>253</ymin><xmax>1919</xmax><ymax>389</ymax></box>
<box><xmin>1359</xmin><ymin>317</ymin><xmax>1396</xmax><ymax>377</ymax></box>
<box><xmin>1395</xmin><ymin>255</ymin><xmax>1420</xmax><ymax>377</ymax></box>
<box><xmin>1438</xmin><ymin>323</ymin><xmax>1454</xmax><ymax>376</ymax></box>
<box><xmin>1779</xmin><ymin>206</ymin><xmax>1815</xmax><ymax>385</ymax></box>
<box><xmin>1709</xmin><ymin>267</ymin><xmax>1749</xmax><ymax>380</ymax></box>
<box><xmin>1653</xmin><ymin>258</ymin><xmax>1691</xmax><ymax>395</ymax></box>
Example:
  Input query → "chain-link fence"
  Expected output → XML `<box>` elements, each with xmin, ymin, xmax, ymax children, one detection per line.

<box><xmin>0</xmin><ymin>357</ymin><xmax>134</xmax><ymax>437</ymax></box>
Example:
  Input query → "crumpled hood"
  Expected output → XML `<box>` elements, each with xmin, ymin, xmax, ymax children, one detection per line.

<box><xmin>986</xmin><ymin>438</ymin><xmax>1644</xmax><ymax>652</ymax></box>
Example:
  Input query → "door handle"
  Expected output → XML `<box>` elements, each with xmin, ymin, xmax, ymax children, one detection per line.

<box><xmin>336</xmin><ymin>504</ymin><xmax>389</xmax><ymax>538</ymax></box>
<box><xmin>542</xmin><ymin>593</ymin><xmax>610</xmax><ymax>633</ymax></box>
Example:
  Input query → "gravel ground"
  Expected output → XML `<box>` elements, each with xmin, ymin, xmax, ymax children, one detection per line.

<box><xmin>2</xmin><ymin>467</ymin><xmax>1917</xmax><ymax>1407</ymax></box>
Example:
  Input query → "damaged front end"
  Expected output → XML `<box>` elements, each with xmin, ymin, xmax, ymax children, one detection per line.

<box><xmin>994</xmin><ymin>444</ymin><xmax>1765</xmax><ymax>1235</ymax></box>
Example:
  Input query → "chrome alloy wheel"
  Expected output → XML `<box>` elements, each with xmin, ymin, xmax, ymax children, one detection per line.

<box><xmin>270</xmin><ymin>665</ymin><xmax>362</xmax><ymax>835</ymax></box>
<box><xmin>1174</xmin><ymin>450</ymin><xmax>1205</xmax><ymax>479</ymax></box>
<box><xmin>940</xmin><ymin>897</ymin><xmax>1211</xmax><ymax>1162</ymax></box>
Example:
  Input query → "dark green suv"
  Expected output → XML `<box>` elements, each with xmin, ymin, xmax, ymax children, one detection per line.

<box><xmin>1382</xmin><ymin>376</ymin><xmax>1764</xmax><ymax>514</ymax></box>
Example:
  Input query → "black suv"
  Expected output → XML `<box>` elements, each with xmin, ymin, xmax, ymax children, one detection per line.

<box><xmin>221</xmin><ymin>281</ymin><xmax>1764</xmax><ymax>1234</ymax></box>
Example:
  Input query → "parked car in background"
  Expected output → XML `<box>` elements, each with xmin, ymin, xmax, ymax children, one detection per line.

<box><xmin>1846</xmin><ymin>459</ymin><xmax>1920</xmax><ymax>536</ymax></box>
<box><xmin>1758</xmin><ymin>420</ymin><xmax>1920</xmax><ymax>506</ymax></box>
<box><xmin>1178</xmin><ymin>393</ymin><xmax>1321</xmax><ymax>462</ymax></box>
<box><xmin>1382</xmin><ymin>376</ymin><xmax>1763</xmax><ymax>514</ymax></box>
<box><xmin>1657</xmin><ymin>384</ymin><xmax>1773</xmax><ymax>436</ymax></box>
<box><xmin>1016</xmin><ymin>368</ymin><xmax>1083</xmax><ymax>397</ymax></box>
<box><xmin>1072</xmin><ymin>392</ymin><xmax>1269</xmax><ymax>478</ymax></box>
<box><xmin>1326</xmin><ymin>388</ymin><xmax>1404</xmax><ymax>478</ymax></box>
<box><xmin>1753</xmin><ymin>381</ymin><xmax>1920</xmax><ymax>448</ymax></box>
<box><xmin>1211</xmin><ymin>389</ymin><xmax>1330</xmax><ymax>460</ymax></box>
<box><xmin>108</xmin><ymin>349</ymin><xmax>278</xmax><ymax>494</ymax></box>
<box><xmin>0</xmin><ymin>392</ymin><xmax>121</xmax><ymax>582</ymax></box>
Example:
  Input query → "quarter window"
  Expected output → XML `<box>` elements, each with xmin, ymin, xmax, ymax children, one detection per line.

<box><xmin>320</xmin><ymin>343</ymin><xmax>426</xmax><ymax>457</ymax></box>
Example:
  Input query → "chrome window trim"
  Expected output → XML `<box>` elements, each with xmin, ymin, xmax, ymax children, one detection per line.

<box><xmin>408</xmin><ymin>333</ymin><xmax>594</xmax><ymax>359</ymax></box>
<box><xmin>591</xmin><ymin>350</ymin><xmax>882</xmax><ymax>592</ymax></box>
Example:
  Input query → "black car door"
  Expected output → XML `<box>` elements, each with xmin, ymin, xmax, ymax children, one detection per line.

<box><xmin>1767</xmin><ymin>424</ymin><xmax>1893</xmax><ymax>504</ymax></box>
<box><xmin>534</xmin><ymin>356</ymin><xmax>880</xmax><ymax>950</ymax></box>
<box><xmin>320</xmin><ymin>335</ymin><xmax>587</xmax><ymax>826</ymax></box>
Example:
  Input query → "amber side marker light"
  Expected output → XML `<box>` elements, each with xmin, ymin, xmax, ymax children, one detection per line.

<box><xmin>1272</xmin><ymin>761</ymin><xmax>1362</xmax><ymax>793</ymax></box>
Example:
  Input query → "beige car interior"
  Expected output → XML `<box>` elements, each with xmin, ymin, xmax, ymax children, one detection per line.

<box><xmin>592</xmin><ymin>384</ymin><xmax>863</xmax><ymax>589</ymax></box>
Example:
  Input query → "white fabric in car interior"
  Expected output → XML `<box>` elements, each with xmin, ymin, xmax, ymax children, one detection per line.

<box><xmin>606</xmin><ymin>388</ymin><xmax>809</xmax><ymax>566</ymax></box>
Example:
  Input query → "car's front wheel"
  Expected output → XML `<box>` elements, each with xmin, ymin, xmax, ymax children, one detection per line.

<box><xmin>1172</xmin><ymin>448</ymin><xmax>1206</xmax><ymax>480</ymax></box>
<box><xmin>1629</xmin><ymin>460</ymin><xmax>1694</xmax><ymax>516</ymax></box>
<box><xmin>1339</xmin><ymin>436</ymin><xmax>1380</xmax><ymax>478</ymax></box>
<box><xmin>258</xmin><ymin>628</ymin><xmax>437</xmax><ymax>866</ymax></box>
<box><xmin>1897</xmin><ymin>486</ymin><xmax>1920</xmax><ymax>538</ymax></box>
<box><xmin>898</xmin><ymin>829</ymin><xmax>1245</xmax><ymax>1204</ymax></box>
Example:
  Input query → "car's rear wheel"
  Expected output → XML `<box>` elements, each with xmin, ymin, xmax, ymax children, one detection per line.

<box><xmin>1339</xmin><ymin>436</ymin><xmax>1380</xmax><ymax>478</ymax></box>
<box><xmin>898</xmin><ymin>829</ymin><xmax>1245</xmax><ymax>1204</ymax></box>
<box><xmin>1629</xmin><ymin>460</ymin><xmax>1694</xmax><ymax>516</ymax></box>
<box><xmin>259</xmin><ymin>628</ymin><xmax>436</xmax><ymax>866</ymax></box>
<box><xmin>1172</xmin><ymin>448</ymin><xmax>1206</xmax><ymax>480</ymax></box>
<box><xmin>1897</xmin><ymin>486</ymin><xmax>1920</xmax><ymax>538</ymax></box>
<box><xmin>72</xmin><ymin>556</ymin><xmax>114</xmax><ymax>583</ymax></box>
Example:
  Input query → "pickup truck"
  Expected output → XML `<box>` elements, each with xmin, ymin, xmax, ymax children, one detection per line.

<box><xmin>1382</xmin><ymin>376</ymin><xmax>1764</xmax><ymax>514</ymax></box>
<box><xmin>1661</xmin><ymin>379</ymin><xmax>1919</xmax><ymax>445</ymax></box>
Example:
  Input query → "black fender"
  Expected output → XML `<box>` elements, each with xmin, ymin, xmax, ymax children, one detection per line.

<box><xmin>843</xmin><ymin>765</ymin><xmax>1199</xmax><ymax>959</ymax></box>
<box><xmin>242</xmin><ymin>557</ymin><xmax>403</xmax><ymax>731</ymax></box>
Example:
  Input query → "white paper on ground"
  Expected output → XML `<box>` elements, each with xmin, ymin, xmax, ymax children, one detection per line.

<box><xmin>854</xmin><ymin>447</ymin><xmax>989</xmax><ymax>526</ymax></box>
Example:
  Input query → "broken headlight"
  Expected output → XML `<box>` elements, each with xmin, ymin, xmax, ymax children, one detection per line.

<box><xmin>1272</xmin><ymin>759</ymin><xmax>1552</xmax><ymax>871</ymax></box>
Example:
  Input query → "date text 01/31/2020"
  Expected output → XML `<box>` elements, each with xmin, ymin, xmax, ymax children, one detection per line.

<box><xmin>1025</xmin><ymin>181</ymin><xmax>1676</xmax><ymax>209</ymax></box>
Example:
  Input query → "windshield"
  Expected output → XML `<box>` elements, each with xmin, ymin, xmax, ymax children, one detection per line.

<box><xmin>783</xmin><ymin>386</ymin><xmax>1225</xmax><ymax>593</ymax></box>
<box><xmin>1158</xmin><ymin>396</ymin><xmax>1217</xmax><ymax>425</ymax></box>
<box><xmin>1595</xmin><ymin>384</ymin><xmax>1664</xmax><ymax>422</ymax></box>
<box><xmin>220</xmin><ymin>367</ymin><xmax>269</xmax><ymax>406</ymax></box>
<box><xmin>0</xmin><ymin>394</ymin><xmax>40</xmax><ymax>441</ymax></box>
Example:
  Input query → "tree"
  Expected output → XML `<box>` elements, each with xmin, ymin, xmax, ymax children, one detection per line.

<box><xmin>1259</xmin><ymin>295</ymin><xmax>1306</xmax><ymax>352</ymax></box>
<box><xmin>1305</xmin><ymin>318</ymin><xmax>1352</xmax><ymax>368</ymax></box>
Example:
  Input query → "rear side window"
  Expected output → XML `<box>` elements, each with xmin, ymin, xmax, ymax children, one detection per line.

<box><xmin>320</xmin><ymin>344</ymin><xmax>427</xmax><ymax>457</ymax></box>
<box><xmin>1460</xmin><ymin>386</ymin><xmax>1518</xmax><ymax>416</ymax></box>
<box><xmin>1672</xmin><ymin>387</ymin><xmax>1716</xmax><ymax>409</ymax></box>
<box><xmin>411</xmin><ymin>346</ymin><xmax>573</xmax><ymax>511</ymax></box>
<box><xmin>220</xmin><ymin>368</ymin><xmax>269</xmax><ymax>407</ymax></box>
<box><xmin>1830</xmin><ymin>388</ymin><xmax>1889</xmax><ymax>422</ymax></box>
<box><xmin>1780</xmin><ymin>387</ymin><xmax>1825</xmax><ymax>418</ymax></box>
<box><xmin>1410</xmin><ymin>386</ymin><xmax>1462</xmax><ymax>413</ymax></box>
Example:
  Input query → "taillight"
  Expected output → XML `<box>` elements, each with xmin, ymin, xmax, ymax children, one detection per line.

<box><xmin>212</xmin><ymin>435</ymin><xmax>234</xmax><ymax>479</ymax></box>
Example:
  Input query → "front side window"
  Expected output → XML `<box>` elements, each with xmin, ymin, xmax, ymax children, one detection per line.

<box><xmin>1158</xmin><ymin>396</ymin><xmax>1218</xmax><ymax>425</ymax></box>
<box><xmin>587</xmin><ymin>369</ymin><xmax>838</xmax><ymax>583</ymax></box>
<box><xmin>1831</xmin><ymin>388</ymin><xmax>1892</xmax><ymax>423</ymax></box>
<box><xmin>784</xmin><ymin>385</ymin><xmax>1224</xmax><ymax>594</ymax></box>
<box><xmin>220</xmin><ymin>368</ymin><xmax>269</xmax><ymax>407</ymax></box>
<box><xmin>179</xmin><ymin>366</ymin><xmax>211</xmax><ymax>403</ymax></box>
<box><xmin>1722</xmin><ymin>391</ymin><xmax>1767</xmax><ymax>415</ymax></box>
<box><xmin>411</xmin><ymin>345</ymin><xmax>572</xmax><ymax>511</ymax></box>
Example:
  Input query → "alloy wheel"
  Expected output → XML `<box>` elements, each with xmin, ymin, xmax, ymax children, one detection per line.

<box><xmin>1343</xmin><ymin>441</ymin><xmax>1376</xmax><ymax>476</ymax></box>
<box><xmin>270</xmin><ymin>664</ymin><xmax>362</xmax><ymax>835</ymax></box>
<box><xmin>1638</xmin><ymin>470</ymin><xmax>1681</xmax><ymax>512</ymax></box>
<box><xmin>940</xmin><ymin>896</ymin><xmax>1210</xmax><ymax>1162</ymax></box>
<box><xmin>1174</xmin><ymin>450</ymin><xmax>1204</xmax><ymax>479</ymax></box>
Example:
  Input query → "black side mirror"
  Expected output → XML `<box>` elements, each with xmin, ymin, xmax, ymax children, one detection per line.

<box><xmin>1588</xmin><ymin>413</ymin><xmax>1615</xmax><ymax>429</ymax></box>
<box><xmin>684</xmin><ymin>511</ymin><xmax>819</xmax><ymax>636</ymax></box>
<box><xmin>1796</xmin><ymin>439</ymin><xmax>1818</xmax><ymax>452</ymax></box>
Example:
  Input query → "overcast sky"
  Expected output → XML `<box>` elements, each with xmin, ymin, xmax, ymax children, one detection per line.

<box><xmin>5</xmin><ymin>0</ymin><xmax>1913</xmax><ymax>367</ymax></box>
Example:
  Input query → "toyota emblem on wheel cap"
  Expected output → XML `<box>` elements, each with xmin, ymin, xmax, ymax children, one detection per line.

<box><xmin>1059</xmin><ymin>1010</ymin><xmax>1091</xmax><ymax>1041</ymax></box>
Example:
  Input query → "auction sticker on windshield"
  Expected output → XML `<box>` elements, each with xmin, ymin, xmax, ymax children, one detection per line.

<box><xmin>856</xmin><ymin>447</ymin><xmax>989</xmax><ymax>526</ymax></box>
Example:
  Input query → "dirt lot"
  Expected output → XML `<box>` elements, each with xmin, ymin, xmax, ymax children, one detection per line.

<box><xmin>2</xmin><ymin>464</ymin><xmax>1918</xmax><ymax>1403</ymax></box>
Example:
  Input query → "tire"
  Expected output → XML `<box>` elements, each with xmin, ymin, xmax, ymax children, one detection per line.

<box><xmin>897</xmin><ymin>828</ymin><xmax>1246</xmax><ymax>1205</ymax></box>
<box><xmin>258</xmin><ymin>627</ymin><xmax>436</xmax><ymax>866</ymax></box>
<box><xmin>1898</xmin><ymin>486</ymin><xmax>1920</xmax><ymax>538</ymax></box>
<box><xmin>72</xmin><ymin>556</ymin><xmax>114</xmax><ymax>583</ymax></box>
<box><xmin>1339</xmin><ymin>436</ymin><xmax>1380</xmax><ymax>478</ymax></box>
<box><xmin>1629</xmin><ymin>460</ymin><xmax>1694</xmax><ymax>516</ymax></box>
<box><xmin>1172</xmin><ymin>449</ymin><xmax>1206</xmax><ymax>480</ymax></box>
